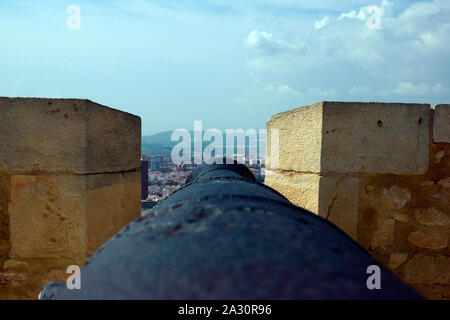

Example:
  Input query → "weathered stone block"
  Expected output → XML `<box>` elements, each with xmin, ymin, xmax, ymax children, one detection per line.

<box><xmin>85</xmin><ymin>172</ymin><xmax>141</xmax><ymax>255</ymax></box>
<box><xmin>380</xmin><ymin>185</ymin><xmax>411</xmax><ymax>210</ymax></box>
<box><xmin>266</xmin><ymin>102</ymin><xmax>323</xmax><ymax>172</ymax></box>
<box><xmin>408</xmin><ymin>229</ymin><xmax>448</xmax><ymax>249</ymax></box>
<box><xmin>265</xmin><ymin>101</ymin><xmax>449</xmax><ymax>300</ymax></box>
<box><xmin>392</xmin><ymin>213</ymin><xmax>409</xmax><ymax>223</ymax></box>
<box><xmin>8</xmin><ymin>173</ymin><xmax>141</xmax><ymax>261</ymax></box>
<box><xmin>0</xmin><ymin>98</ymin><xmax>141</xmax><ymax>174</ymax></box>
<box><xmin>415</xmin><ymin>208</ymin><xmax>450</xmax><ymax>226</ymax></box>
<box><xmin>404</xmin><ymin>254</ymin><xmax>450</xmax><ymax>284</ymax></box>
<box><xmin>0</xmin><ymin>97</ymin><xmax>142</xmax><ymax>299</ymax></box>
<box><xmin>410</xmin><ymin>284</ymin><xmax>450</xmax><ymax>300</ymax></box>
<box><xmin>389</xmin><ymin>252</ymin><xmax>408</xmax><ymax>269</ymax></box>
<box><xmin>0</xmin><ymin>173</ymin><xmax>10</xmax><ymax>261</ymax></box>
<box><xmin>322</xmin><ymin>176</ymin><xmax>359</xmax><ymax>240</ymax></box>
<box><xmin>264</xmin><ymin>171</ymin><xmax>320</xmax><ymax>213</ymax></box>
<box><xmin>3</xmin><ymin>259</ymin><xmax>29</xmax><ymax>271</ymax></box>
<box><xmin>370</xmin><ymin>218</ymin><xmax>396</xmax><ymax>250</ymax></box>
<box><xmin>265</xmin><ymin>171</ymin><xmax>359</xmax><ymax>240</ymax></box>
<box><xmin>267</xmin><ymin>101</ymin><xmax>430</xmax><ymax>174</ymax></box>
<box><xmin>9</xmin><ymin>175</ymin><xmax>88</xmax><ymax>263</ymax></box>
<box><xmin>85</xmin><ymin>103</ymin><xmax>141</xmax><ymax>174</ymax></box>
<box><xmin>438</xmin><ymin>177</ymin><xmax>450</xmax><ymax>188</ymax></box>
<box><xmin>433</xmin><ymin>104</ymin><xmax>450</xmax><ymax>143</ymax></box>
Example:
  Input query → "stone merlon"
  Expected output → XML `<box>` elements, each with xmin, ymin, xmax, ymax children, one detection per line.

<box><xmin>267</xmin><ymin>101</ymin><xmax>430</xmax><ymax>174</ymax></box>
<box><xmin>0</xmin><ymin>98</ymin><xmax>141</xmax><ymax>299</ymax></box>
<box><xmin>265</xmin><ymin>100</ymin><xmax>450</xmax><ymax>300</ymax></box>
<box><xmin>0</xmin><ymin>97</ymin><xmax>141</xmax><ymax>174</ymax></box>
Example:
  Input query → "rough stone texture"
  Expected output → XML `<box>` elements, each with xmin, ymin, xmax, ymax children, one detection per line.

<box><xmin>266</xmin><ymin>102</ymin><xmax>322</xmax><ymax>172</ymax></box>
<box><xmin>265</xmin><ymin>172</ymin><xmax>359</xmax><ymax>240</ymax></box>
<box><xmin>404</xmin><ymin>255</ymin><xmax>450</xmax><ymax>284</ymax></box>
<box><xmin>438</xmin><ymin>177</ymin><xmax>450</xmax><ymax>188</ymax></box>
<box><xmin>265</xmin><ymin>101</ymin><xmax>449</xmax><ymax>300</ymax></box>
<box><xmin>267</xmin><ymin>101</ymin><xmax>430</xmax><ymax>174</ymax></box>
<box><xmin>433</xmin><ymin>104</ymin><xmax>450</xmax><ymax>143</ymax></box>
<box><xmin>380</xmin><ymin>186</ymin><xmax>411</xmax><ymax>210</ymax></box>
<box><xmin>85</xmin><ymin>172</ymin><xmax>140</xmax><ymax>255</ymax></box>
<box><xmin>85</xmin><ymin>102</ymin><xmax>141</xmax><ymax>173</ymax></box>
<box><xmin>9</xmin><ymin>175</ymin><xmax>88</xmax><ymax>263</ymax></box>
<box><xmin>370</xmin><ymin>218</ymin><xmax>396</xmax><ymax>250</ymax></box>
<box><xmin>0</xmin><ymin>97</ymin><xmax>141</xmax><ymax>299</ymax></box>
<box><xmin>358</xmin><ymin>142</ymin><xmax>450</xmax><ymax>299</ymax></box>
<box><xmin>0</xmin><ymin>98</ymin><xmax>141</xmax><ymax>174</ymax></box>
<box><xmin>411</xmin><ymin>284</ymin><xmax>450</xmax><ymax>300</ymax></box>
<box><xmin>321</xmin><ymin>102</ymin><xmax>430</xmax><ymax>174</ymax></box>
<box><xmin>415</xmin><ymin>208</ymin><xmax>450</xmax><ymax>226</ymax></box>
<box><xmin>389</xmin><ymin>252</ymin><xmax>408</xmax><ymax>269</ymax></box>
<box><xmin>3</xmin><ymin>260</ymin><xmax>29</xmax><ymax>271</ymax></box>
<box><xmin>0</xmin><ymin>270</ymin><xmax>26</xmax><ymax>288</ymax></box>
<box><xmin>435</xmin><ymin>150</ymin><xmax>445</xmax><ymax>163</ymax></box>
<box><xmin>408</xmin><ymin>229</ymin><xmax>448</xmax><ymax>249</ymax></box>
<box><xmin>264</xmin><ymin>171</ymin><xmax>320</xmax><ymax>214</ymax></box>
<box><xmin>323</xmin><ymin>176</ymin><xmax>359</xmax><ymax>240</ymax></box>
<box><xmin>392</xmin><ymin>213</ymin><xmax>410</xmax><ymax>223</ymax></box>
<box><xmin>0</xmin><ymin>173</ymin><xmax>10</xmax><ymax>262</ymax></box>
<box><xmin>0</xmin><ymin>258</ymin><xmax>72</xmax><ymax>299</ymax></box>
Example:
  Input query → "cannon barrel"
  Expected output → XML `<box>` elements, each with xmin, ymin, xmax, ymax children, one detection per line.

<box><xmin>40</xmin><ymin>161</ymin><xmax>421</xmax><ymax>299</ymax></box>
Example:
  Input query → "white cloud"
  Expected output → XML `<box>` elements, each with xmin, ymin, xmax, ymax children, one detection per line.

<box><xmin>398</xmin><ymin>0</ymin><xmax>450</xmax><ymax>22</ymax></box>
<box><xmin>338</xmin><ymin>9</ymin><xmax>366</xmax><ymax>21</ymax></box>
<box><xmin>200</xmin><ymin>0</ymin><xmax>390</xmax><ymax>12</ymax></box>
<box><xmin>393</xmin><ymin>82</ymin><xmax>430</xmax><ymax>95</ymax></box>
<box><xmin>245</xmin><ymin>30</ymin><xmax>275</xmax><ymax>51</ymax></box>
<box><xmin>418</xmin><ymin>32</ymin><xmax>441</xmax><ymax>46</ymax></box>
<box><xmin>277</xmin><ymin>85</ymin><xmax>301</xmax><ymax>96</ymax></box>
<box><xmin>267</xmin><ymin>84</ymin><xmax>301</xmax><ymax>96</ymax></box>
<box><xmin>244</xmin><ymin>30</ymin><xmax>306</xmax><ymax>55</ymax></box>
<box><xmin>242</xmin><ymin>0</ymin><xmax>449</xmax><ymax>107</ymax></box>
<box><xmin>388</xmin><ymin>0</ymin><xmax>450</xmax><ymax>42</ymax></box>
<box><xmin>432</xmin><ymin>83</ymin><xmax>445</xmax><ymax>94</ymax></box>
<box><xmin>308</xmin><ymin>88</ymin><xmax>338</xmax><ymax>98</ymax></box>
<box><xmin>390</xmin><ymin>82</ymin><xmax>445</xmax><ymax>96</ymax></box>
<box><xmin>314</xmin><ymin>16</ymin><xmax>330</xmax><ymax>29</ymax></box>
<box><xmin>337</xmin><ymin>0</ymin><xmax>393</xmax><ymax>22</ymax></box>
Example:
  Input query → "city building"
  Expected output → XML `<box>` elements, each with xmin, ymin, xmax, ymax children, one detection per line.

<box><xmin>141</xmin><ymin>156</ymin><xmax>149</xmax><ymax>200</ymax></box>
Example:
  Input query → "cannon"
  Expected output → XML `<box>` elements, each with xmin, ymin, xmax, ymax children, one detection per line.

<box><xmin>40</xmin><ymin>161</ymin><xmax>421</xmax><ymax>299</ymax></box>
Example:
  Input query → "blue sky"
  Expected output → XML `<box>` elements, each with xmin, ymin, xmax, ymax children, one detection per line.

<box><xmin>1</xmin><ymin>0</ymin><xmax>449</xmax><ymax>134</ymax></box>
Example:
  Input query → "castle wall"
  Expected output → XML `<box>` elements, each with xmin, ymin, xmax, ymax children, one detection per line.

<box><xmin>265</xmin><ymin>102</ymin><xmax>450</xmax><ymax>299</ymax></box>
<box><xmin>0</xmin><ymin>98</ymin><xmax>141</xmax><ymax>299</ymax></box>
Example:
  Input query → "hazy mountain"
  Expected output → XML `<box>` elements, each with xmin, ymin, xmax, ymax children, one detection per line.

<box><xmin>142</xmin><ymin>130</ymin><xmax>266</xmax><ymax>156</ymax></box>
<box><xmin>142</xmin><ymin>131</ymin><xmax>174</xmax><ymax>155</ymax></box>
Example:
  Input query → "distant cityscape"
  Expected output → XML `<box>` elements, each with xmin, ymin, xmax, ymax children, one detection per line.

<box><xmin>141</xmin><ymin>152</ymin><xmax>265</xmax><ymax>210</ymax></box>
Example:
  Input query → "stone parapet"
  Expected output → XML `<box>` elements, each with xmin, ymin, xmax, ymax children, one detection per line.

<box><xmin>0</xmin><ymin>98</ymin><xmax>140</xmax><ymax>174</ymax></box>
<box><xmin>0</xmin><ymin>97</ymin><xmax>141</xmax><ymax>299</ymax></box>
<box><xmin>433</xmin><ymin>104</ymin><xmax>450</xmax><ymax>143</ymax></box>
<box><xmin>266</xmin><ymin>101</ymin><xmax>449</xmax><ymax>300</ymax></box>
<box><xmin>267</xmin><ymin>101</ymin><xmax>430</xmax><ymax>174</ymax></box>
